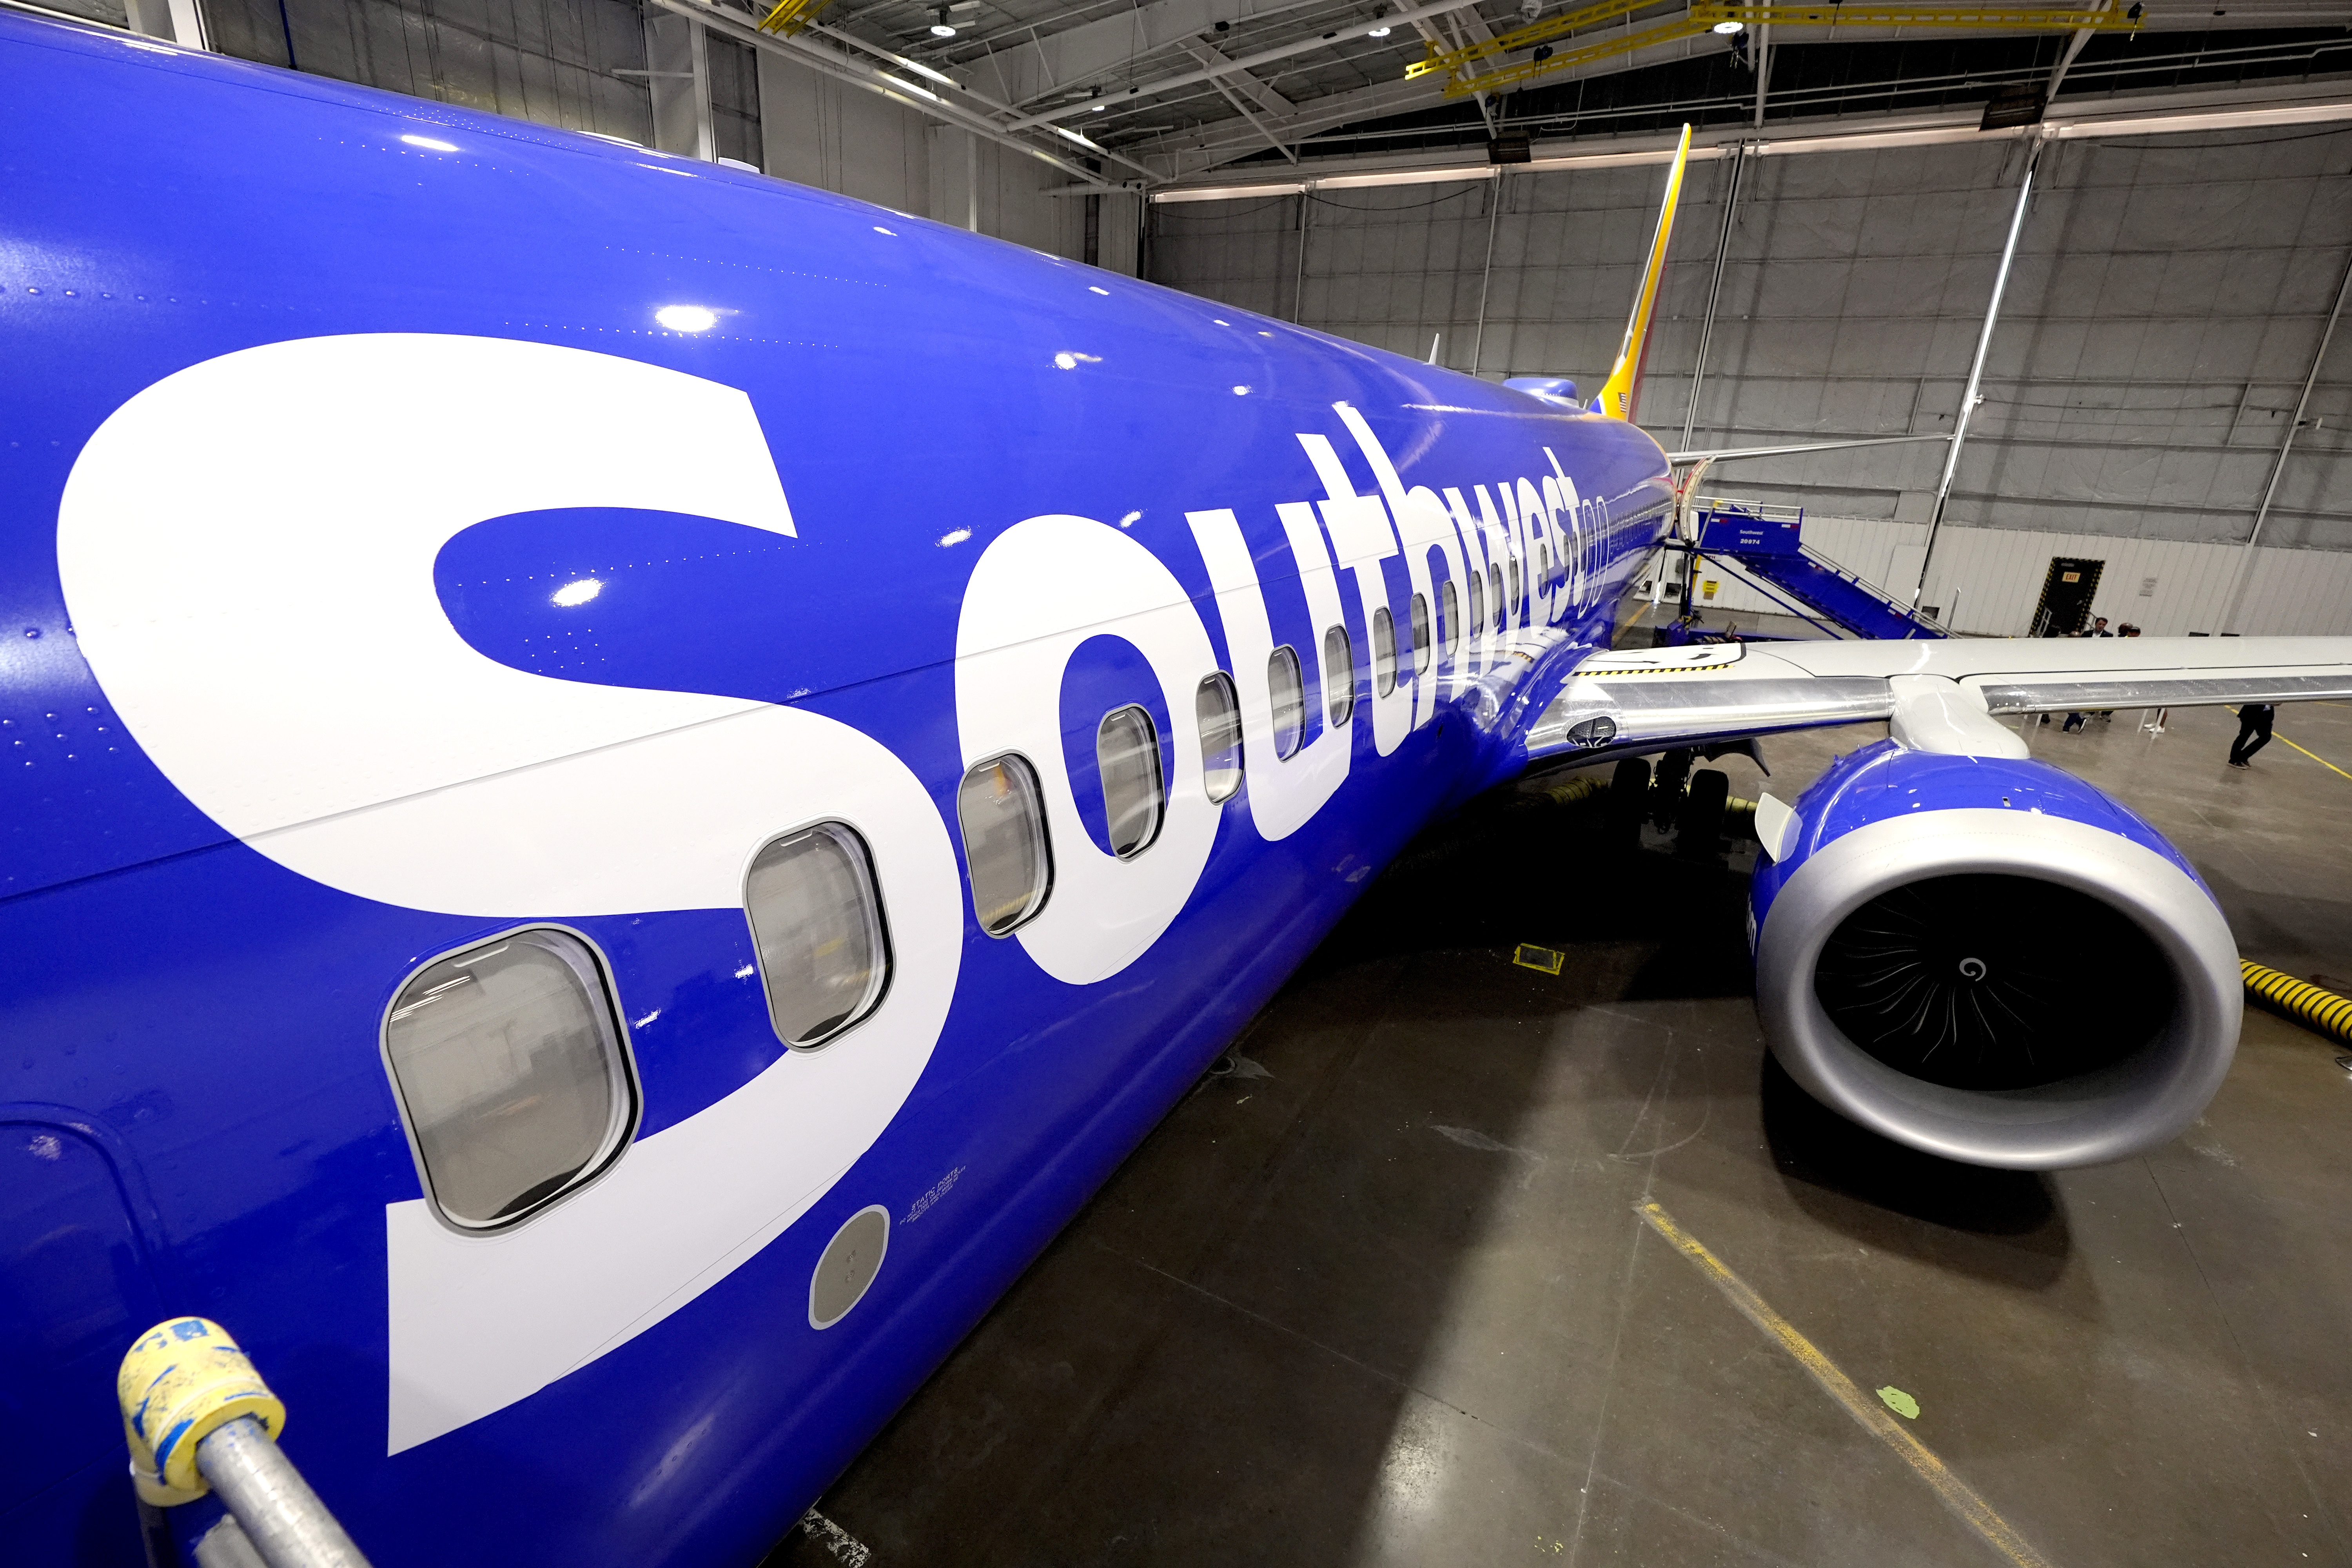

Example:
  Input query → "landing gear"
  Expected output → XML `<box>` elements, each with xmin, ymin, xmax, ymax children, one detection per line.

<box><xmin>1676</xmin><ymin>768</ymin><xmax>1730</xmax><ymax>859</ymax></box>
<box><xmin>1650</xmin><ymin>748</ymin><xmax>1693</xmax><ymax>830</ymax></box>
<box><xmin>1608</xmin><ymin>757</ymin><xmax>1652</xmax><ymax>848</ymax></box>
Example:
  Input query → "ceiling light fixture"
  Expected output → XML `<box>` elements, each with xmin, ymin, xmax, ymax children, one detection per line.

<box><xmin>928</xmin><ymin>5</ymin><xmax>956</xmax><ymax>35</ymax></box>
<box><xmin>1368</xmin><ymin>23</ymin><xmax>1391</xmax><ymax>35</ymax></box>
<box><xmin>1712</xmin><ymin>18</ymin><xmax>1744</xmax><ymax>31</ymax></box>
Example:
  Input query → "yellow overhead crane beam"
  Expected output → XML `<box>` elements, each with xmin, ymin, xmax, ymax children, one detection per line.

<box><xmin>1417</xmin><ymin>0</ymin><xmax>2143</xmax><ymax>99</ymax></box>
<box><xmin>756</xmin><ymin>0</ymin><xmax>837</xmax><ymax>35</ymax></box>
<box><xmin>1698</xmin><ymin>1</ymin><xmax>2140</xmax><ymax>30</ymax></box>
<box><xmin>1406</xmin><ymin>0</ymin><xmax>1666</xmax><ymax>81</ymax></box>
<box><xmin>1435</xmin><ymin>13</ymin><xmax>1709</xmax><ymax>96</ymax></box>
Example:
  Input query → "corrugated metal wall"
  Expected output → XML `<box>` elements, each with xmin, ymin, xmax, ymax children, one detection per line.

<box><xmin>754</xmin><ymin>61</ymin><xmax>1083</xmax><ymax>258</ymax></box>
<box><xmin>160</xmin><ymin>0</ymin><xmax>1082</xmax><ymax>255</ymax></box>
<box><xmin>1151</xmin><ymin>127</ymin><xmax>2352</xmax><ymax>575</ymax></box>
<box><xmin>203</xmin><ymin>0</ymin><xmax>657</xmax><ymax>140</ymax></box>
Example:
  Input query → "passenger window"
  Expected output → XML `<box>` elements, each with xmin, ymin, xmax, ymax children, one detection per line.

<box><xmin>1507</xmin><ymin>557</ymin><xmax>1521</xmax><ymax>616</ymax></box>
<box><xmin>1539</xmin><ymin>543</ymin><xmax>1552</xmax><ymax>587</ymax></box>
<box><xmin>1441</xmin><ymin>581</ymin><xmax>1461</xmax><ymax>657</ymax></box>
<box><xmin>1490</xmin><ymin>564</ymin><xmax>1504</xmax><ymax>628</ymax></box>
<box><xmin>383</xmin><ymin>927</ymin><xmax>636</xmax><ymax>1231</ymax></box>
<box><xmin>957</xmin><ymin>754</ymin><xmax>1052</xmax><ymax>935</ymax></box>
<box><xmin>1410</xmin><ymin>592</ymin><xmax>1432</xmax><ymax>674</ymax></box>
<box><xmin>1196</xmin><ymin>673</ymin><xmax>1243</xmax><ymax>802</ymax></box>
<box><xmin>1268</xmin><ymin>646</ymin><xmax>1305</xmax><ymax>760</ymax></box>
<box><xmin>1097</xmin><ymin>706</ymin><xmax>1164</xmax><ymax>858</ymax></box>
<box><xmin>745</xmin><ymin>822</ymin><xmax>889</xmax><ymax>1048</ymax></box>
<box><xmin>1371</xmin><ymin>607</ymin><xmax>1397</xmax><ymax>697</ymax></box>
<box><xmin>1466</xmin><ymin>572</ymin><xmax>1483</xmax><ymax>642</ymax></box>
<box><xmin>1323</xmin><ymin>625</ymin><xmax>1355</xmax><ymax>727</ymax></box>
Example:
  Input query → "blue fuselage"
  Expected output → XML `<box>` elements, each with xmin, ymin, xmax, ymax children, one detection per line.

<box><xmin>1</xmin><ymin>16</ymin><xmax>1671</xmax><ymax>1564</ymax></box>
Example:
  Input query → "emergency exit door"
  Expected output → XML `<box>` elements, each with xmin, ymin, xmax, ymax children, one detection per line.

<box><xmin>2029</xmin><ymin>557</ymin><xmax>2104</xmax><ymax>636</ymax></box>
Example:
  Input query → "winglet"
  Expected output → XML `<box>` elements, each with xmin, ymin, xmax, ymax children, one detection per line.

<box><xmin>1591</xmin><ymin>123</ymin><xmax>1693</xmax><ymax>423</ymax></box>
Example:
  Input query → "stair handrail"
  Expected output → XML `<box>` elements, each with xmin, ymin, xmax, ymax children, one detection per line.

<box><xmin>1688</xmin><ymin>548</ymin><xmax>1856</xmax><ymax>640</ymax></box>
<box><xmin>1792</xmin><ymin>540</ymin><xmax>1952</xmax><ymax>637</ymax></box>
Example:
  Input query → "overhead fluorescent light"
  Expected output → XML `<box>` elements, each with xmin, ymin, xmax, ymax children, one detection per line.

<box><xmin>1155</xmin><ymin>181</ymin><xmax>1308</xmax><ymax>201</ymax></box>
<box><xmin>1318</xmin><ymin>166</ymin><xmax>1495</xmax><ymax>189</ymax></box>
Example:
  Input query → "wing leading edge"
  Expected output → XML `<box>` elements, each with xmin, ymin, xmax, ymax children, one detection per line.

<box><xmin>1528</xmin><ymin>636</ymin><xmax>2352</xmax><ymax>764</ymax></box>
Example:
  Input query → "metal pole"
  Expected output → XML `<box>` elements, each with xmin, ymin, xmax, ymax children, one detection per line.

<box><xmin>1681</xmin><ymin>142</ymin><xmax>1746</xmax><ymax>450</ymax></box>
<box><xmin>195</xmin><ymin>1417</ymin><xmax>372</xmax><ymax>1568</ymax></box>
<box><xmin>1914</xmin><ymin>140</ymin><xmax>2041</xmax><ymax>606</ymax></box>
<box><xmin>1470</xmin><ymin>174</ymin><xmax>1504</xmax><ymax>375</ymax></box>
<box><xmin>2216</xmin><ymin>240</ymin><xmax>2352</xmax><ymax>632</ymax></box>
<box><xmin>965</xmin><ymin>130</ymin><xmax>980</xmax><ymax>232</ymax></box>
<box><xmin>1291</xmin><ymin>189</ymin><xmax>1310</xmax><ymax>324</ymax></box>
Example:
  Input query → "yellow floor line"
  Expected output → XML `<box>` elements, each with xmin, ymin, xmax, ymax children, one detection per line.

<box><xmin>2276</xmin><ymin>733</ymin><xmax>2352</xmax><ymax>782</ymax></box>
<box><xmin>1635</xmin><ymin>1202</ymin><xmax>2057</xmax><ymax>1568</ymax></box>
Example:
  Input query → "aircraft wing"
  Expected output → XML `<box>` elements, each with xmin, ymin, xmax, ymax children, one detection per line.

<box><xmin>1527</xmin><ymin>635</ymin><xmax>2352</xmax><ymax>763</ymax></box>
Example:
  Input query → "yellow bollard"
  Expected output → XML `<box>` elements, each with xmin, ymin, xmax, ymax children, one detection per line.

<box><xmin>117</xmin><ymin>1317</ymin><xmax>287</xmax><ymax>1506</ymax></box>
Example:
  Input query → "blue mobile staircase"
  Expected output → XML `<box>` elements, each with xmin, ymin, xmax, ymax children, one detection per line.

<box><xmin>1686</xmin><ymin>505</ymin><xmax>1947</xmax><ymax>641</ymax></box>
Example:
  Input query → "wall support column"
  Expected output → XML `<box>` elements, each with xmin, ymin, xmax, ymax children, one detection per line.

<box><xmin>1915</xmin><ymin>139</ymin><xmax>2041</xmax><ymax>606</ymax></box>
<box><xmin>966</xmin><ymin>130</ymin><xmax>981</xmax><ymax>231</ymax></box>
<box><xmin>2218</xmin><ymin>240</ymin><xmax>2352</xmax><ymax>631</ymax></box>
<box><xmin>645</xmin><ymin>11</ymin><xmax>715</xmax><ymax>162</ymax></box>
<box><xmin>126</xmin><ymin>0</ymin><xmax>209</xmax><ymax>48</ymax></box>
<box><xmin>1291</xmin><ymin>190</ymin><xmax>1312</xmax><ymax>323</ymax></box>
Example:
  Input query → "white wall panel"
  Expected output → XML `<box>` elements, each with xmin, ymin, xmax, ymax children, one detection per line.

<box><xmin>1680</xmin><ymin>510</ymin><xmax>2352</xmax><ymax>637</ymax></box>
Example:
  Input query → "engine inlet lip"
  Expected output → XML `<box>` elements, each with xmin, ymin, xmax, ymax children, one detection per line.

<box><xmin>1755</xmin><ymin>809</ymin><xmax>2241</xmax><ymax>1170</ymax></box>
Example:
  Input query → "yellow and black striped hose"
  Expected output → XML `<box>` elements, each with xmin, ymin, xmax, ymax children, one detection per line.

<box><xmin>2242</xmin><ymin>961</ymin><xmax>2352</xmax><ymax>1046</ymax></box>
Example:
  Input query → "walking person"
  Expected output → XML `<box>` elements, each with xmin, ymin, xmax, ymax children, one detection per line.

<box><xmin>2229</xmin><ymin>702</ymin><xmax>2275</xmax><ymax>769</ymax></box>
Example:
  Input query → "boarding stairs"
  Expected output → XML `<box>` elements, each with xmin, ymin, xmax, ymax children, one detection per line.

<box><xmin>1688</xmin><ymin>503</ymin><xmax>1947</xmax><ymax>641</ymax></box>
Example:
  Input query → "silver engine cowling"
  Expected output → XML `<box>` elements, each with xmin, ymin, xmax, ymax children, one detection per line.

<box><xmin>1750</xmin><ymin>741</ymin><xmax>2241</xmax><ymax>1170</ymax></box>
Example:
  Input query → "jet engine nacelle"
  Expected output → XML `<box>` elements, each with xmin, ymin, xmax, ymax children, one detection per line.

<box><xmin>1750</xmin><ymin>740</ymin><xmax>2241</xmax><ymax>1170</ymax></box>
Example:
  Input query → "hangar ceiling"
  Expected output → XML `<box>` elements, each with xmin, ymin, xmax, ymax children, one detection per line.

<box><xmin>733</xmin><ymin>0</ymin><xmax>2352</xmax><ymax>181</ymax></box>
<box><xmin>37</xmin><ymin>0</ymin><xmax>2352</xmax><ymax>188</ymax></box>
<box><xmin>748</xmin><ymin>0</ymin><xmax>2352</xmax><ymax>182</ymax></box>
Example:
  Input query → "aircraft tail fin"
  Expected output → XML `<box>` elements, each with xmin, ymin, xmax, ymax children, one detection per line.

<box><xmin>1590</xmin><ymin>123</ymin><xmax>1693</xmax><ymax>423</ymax></box>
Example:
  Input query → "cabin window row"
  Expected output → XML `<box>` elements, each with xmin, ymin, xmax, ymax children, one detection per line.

<box><xmin>378</xmin><ymin>535</ymin><xmax>1585</xmax><ymax>1234</ymax></box>
<box><xmin>961</xmin><ymin>666</ymin><xmax>1251</xmax><ymax>935</ymax></box>
<box><xmin>384</xmin><ymin>818</ymin><xmax>895</xmax><ymax>1233</ymax></box>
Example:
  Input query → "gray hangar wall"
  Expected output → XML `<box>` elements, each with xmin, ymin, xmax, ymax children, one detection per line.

<box><xmin>62</xmin><ymin>0</ymin><xmax>1093</xmax><ymax>261</ymax></box>
<box><xmin>1149</xmin><ymin>128</ymin><xmax>2352</xmax><ymax>635</ymax></box>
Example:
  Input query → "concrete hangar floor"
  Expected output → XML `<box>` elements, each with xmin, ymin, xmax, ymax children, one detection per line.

<box><xmin>770</xmin><ymin>633</ymin><xmax>2352</xmax><ymax>1568</ymax></box>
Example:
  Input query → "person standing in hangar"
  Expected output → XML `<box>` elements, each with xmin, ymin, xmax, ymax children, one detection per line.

<box><xmin>2229</xmin><ymin>702</ymin><xmax>2276</xmax><ymax>769</ymax></box>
